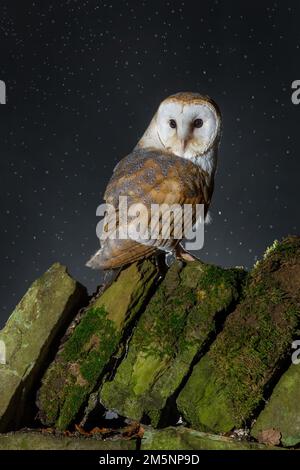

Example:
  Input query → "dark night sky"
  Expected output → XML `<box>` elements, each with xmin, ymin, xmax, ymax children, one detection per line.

<box><xmin>0</xmin><ymin>0</ymin><xmax>299</xmax><ymax>327</ymax></box>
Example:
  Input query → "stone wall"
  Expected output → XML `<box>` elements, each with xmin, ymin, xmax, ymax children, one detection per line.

<box><xmin>1</xmin><ymin>237</ymin><xmax>300</xmax><ymax>449</ymax></box>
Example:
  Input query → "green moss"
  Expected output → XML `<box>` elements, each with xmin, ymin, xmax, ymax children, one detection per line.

<box><xmin>177</xmin><ymin>355</ymin><xmax>236</xmax><ymax>433</ymax></box>
<box><xmin>251</xmin><ymin>363</ymin><xmax>300</xmax><ymax>447</ymax></box>
<box><xmin>0</xmin><ymin>431</ymin><xmax>136</xmax><ymax>450</ymax></box>
<box><xmin>253</xmin><ymin>236</ymin><xmax>300</xmax><ymax>272</ymax></box>
<box><xmin>38</xmin><ymin>260</ymin><xmax>159</xmax><ymax>430</ymax></box>
<box><xmin>178</xmin><ymin>236</ymin><xmax>300</xmax><ymax>433</ymax></box>
<box><xmin>39</xmin><ymin>307</ymin><xmax>120</xmax><ymax>430</ymax></box>
<box><xmin>62</xmin><ymin>307</ymin><xmax>113</xmax><ymax>360</ymax></box>
<box><xmin>100</xmin><ymin>260</ymin><xmax>244</xmax><ymax>425</ymax></box>
<box><xmin>92</xmin><ymin>260</ymin><xmax>158</xmax><ymax>329</ymax></box>
<box><xmin>0</xmin><ymin>263</ymin><xmax>87</xmax><ymax>432</ymax></box>
<box><xmin>56</xmin><ymin>386</ymin><xmax>87</xmax><ymax>431</ymax></box>
<box><xmin>207</xmin><ymin>295</ymin><xmax>298</xmax><ymax>423</ymax></box>
<box><xmin>141</xmin><ymin>426</ymin><xmax>280</xmax><ymax>451</ymax></box>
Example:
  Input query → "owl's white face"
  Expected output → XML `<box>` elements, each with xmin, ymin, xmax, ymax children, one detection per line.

<box><xmin>156</xmin><ymin>100</ymin><xmax>221</xmax><ymax>160</ymax></box>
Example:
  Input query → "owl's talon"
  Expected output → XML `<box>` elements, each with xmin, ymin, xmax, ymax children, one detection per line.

<box><xmin>178</xmin><ymin>252</ymin><xmax>197</xmax><ymax>262</ymax></box>
<box><xmin>175</xmin><ymin>245</ymin><xmax>199</xmax><ymax>262</ymax></box>
<box><xmin>165</xmin><ymin>251</ymin><xmax>176</xmax><ymax>267</ymax></box>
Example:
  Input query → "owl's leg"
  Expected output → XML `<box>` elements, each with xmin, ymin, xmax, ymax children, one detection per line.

<box><xmin>154</xmin><ymin>251</ymin><xmax>170</xmax><ymax>275</ymax></box>
<box><xmin>165</xmin><ymin>251</ymin><xmax>177</xmax><ymax>267</ymax></box>
<box><xmin>175</xmin><ymin>244</ymin><xmax>199</xmax><ymax>262</ymax></box>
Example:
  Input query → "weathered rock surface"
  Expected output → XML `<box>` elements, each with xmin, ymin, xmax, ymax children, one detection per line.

<box><xmin>0</xmin><ymin>263</ymin><xmax>87</xmax><ymax>432</ymax></box>
<box><xmin>37</xmin><ymin>260</ymin><xmax>159</xmax><ymax>431</ymax></box>
<box><xmin>100</xmin><ymin>261</ymin><xmax>244</xmax><ymax>426</ymax></box>
<box><xmin>177</xmin><ymin>237</ymin><xmax>300</xmax><ymax>434</ymax></box>
<box><xmin>251</xmin><ymin>363</ymin><xmax>300</xmax><ymax>447</ymax></box>
<box><xmin>0</xmin><ymin>431</ymin><xmax>135</xmax><ymax>450</ymax></box>
<box><xmin>1</xmin><ymin>237</ymin><xmax>300</xmax><ymax>450</ymax></box>
<box><xmin>2</xmin><ymin>427</ymin><xmax>277</xmax><ymax>451</ymax></box>
<box><xmin>141</xmin><ymin>426</ymin><xmax>280</xmax><ymax>450</ymax></box>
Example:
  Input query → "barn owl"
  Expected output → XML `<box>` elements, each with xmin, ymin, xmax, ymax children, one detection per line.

<box><xmin>87</xmin><ymin>92</ymin><xmax>222</xmax><ymax>270</ymax></box>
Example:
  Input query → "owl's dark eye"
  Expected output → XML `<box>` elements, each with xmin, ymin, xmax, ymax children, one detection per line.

<box><xmin>194</xmin><ymin>118</ymin><xmax>203</xmax><ymax>128</ymax></box>
<box><xmin>169</xmin><ymin>119</ymin><xmax>177</xmax><ymax>129</ymax></box>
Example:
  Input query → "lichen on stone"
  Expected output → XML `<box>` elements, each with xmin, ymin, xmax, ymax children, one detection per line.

<box><xmin>37</xmin><ymin>260</ymin><xmax>159</xmax><ymax>430</ymax></box>
<box><xmin>0</xmin><ymin>263</ymin><xmax>87</xmax><ymax>432</ymax></box>
<box><xmin>38</xmin><ymin>307</ymin><xmax>120</xmax><ymax>430</ymax></box>
<box><xmin>177</xmin><ymin>236</ymin><xmax>300</xmax><ymax>434</ymax></box>
<box><xmin>100</xmin><ymin>260</ymin><xmax>244</xmax><ymax>426</ymax></box>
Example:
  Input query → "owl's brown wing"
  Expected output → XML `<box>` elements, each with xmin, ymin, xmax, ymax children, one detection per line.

<box><xmin>87</xmin><ymin>148</ymin><xmax>213</xmax><ymax>270</ymax></box>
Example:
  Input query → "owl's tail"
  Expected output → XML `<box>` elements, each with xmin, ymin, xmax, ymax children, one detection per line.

<box><xmin>86</xmin><ymin>248</ymin><xmax>107</xmax><ymax>269</ymax></box>
<box><xmin>86</xmin><ymin>239</ymin><xmax>155</xmax><ymax>270</ymax></box>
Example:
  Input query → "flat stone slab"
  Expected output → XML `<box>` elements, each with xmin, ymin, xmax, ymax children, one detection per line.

<box><xmin>0</xmin><ymin>431</ymin><xmax>135</xmax><ymax>450</ymax></box>
<box><xmin>100</xmin><ymin>261</ymin><xmax>244</xmax><ymax>426</ymax></box>
<box><xmin>177</xmin><ymin>237</ymin><xmax>300</xmax><ymax>434</ymax></box>
<box><xmin>37</xmin><ymin>260</ymin><xmax>159</xmax><ymax>430</ymax></box>
<box><xmin>251</xmin><ymin>363</ymin><xmax>300</xmax><ymax>447</ymax></box>
<box><xmin>0</xmin><ymin>263</ymin><xmax>87</xmax><ymax>431</ymax></box>
<box><xmin>141</xmin><ymin>426</ymin><xmax>280</xmax><ymax>450</ymax></box>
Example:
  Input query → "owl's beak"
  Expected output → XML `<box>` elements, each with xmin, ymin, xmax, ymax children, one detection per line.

<box><xmin>179</xmin><ymin>139</ymin><xmax>188</xmax><ymax>154</ymax></box>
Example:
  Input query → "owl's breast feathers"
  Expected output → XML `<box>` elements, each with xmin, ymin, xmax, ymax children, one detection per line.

<box><xmin>88</xmin><ymin>149</ymin><xmax>214</xmax><ymax>269</ymax></box>
<box><xmin>106</xmin><ymin>149</ymin><xmax>213</xmax><ymax>208</ymax></box>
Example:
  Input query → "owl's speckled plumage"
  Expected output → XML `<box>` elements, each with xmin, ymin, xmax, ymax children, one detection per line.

<box><xmin>87</xmin><ymin>92</ymin><xmax>222</xmax><ymax>269</ymax></box>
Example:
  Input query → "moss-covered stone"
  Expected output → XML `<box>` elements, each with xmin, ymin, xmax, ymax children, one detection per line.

<box><xmin>251</xmin><ymin>363</ymin><xmax>300</xmax><ymax>447</ymax></box>
<box><xmin>0</xmin><ymin>263</ymin><xmax>87</xmax><ymax>432</ymax></box>
<box><xmin>0</xmin><ymin>431</ymin><xmax>135</xmax><ymax>450</ymax></box>
<box><xmin>177</xmin><ymin>236</ymin><xmax>300</xmax><ymax>434</ymax></box>
<box><xmin>37</xmin><ymin>260</ymin><xmax>158</xmax><ymax>430</ymax></box>
<box><xmin>100</xmin><ymin>261</ymin><xmax>244</xmax><ymax>426</ymax></box>
<box><xmin>141</xmin><ymin>426</ymin><xmax>280</xmax><ymax>450</ymax></box>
